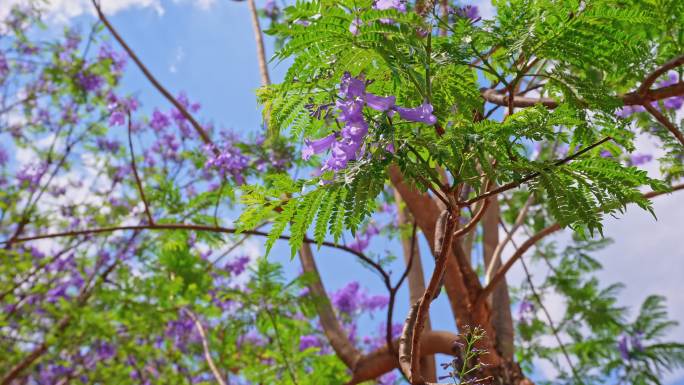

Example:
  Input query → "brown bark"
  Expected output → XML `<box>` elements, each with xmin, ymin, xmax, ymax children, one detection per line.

<box><xmin>298</xmin><ymin>243</ymin><xmax>361</xmax><ymax>368</ymax></box>
<box><xmin>394</xmin><ymin>189</ymin><xmax>437</xmax><ymax>381</ymax></box>
<box><xmin>482</xmin><ymin>199</ymin><xmax>515</xmax><ymax>361</ymax></box>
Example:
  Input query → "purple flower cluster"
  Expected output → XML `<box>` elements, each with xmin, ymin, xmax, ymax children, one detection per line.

<box><xmin>0</xmin><ymin>52</ymin><xmax>9</xmax><ymax>78</ymax></box>
<box><xmin>76</xmin><ymin>71</ymin><xmax>104</xmax><ymax>93</ymax></box>
<box><xmin>453</xmin><ymin>5</ymin><xmax>479</xmax><ymax>20</ymax></box>
<box><xmin>0</xmin><ymin>145</ymin><xmax>8</xmax><ymax>166</ymax></box>
<box><xmin>224</xmin><ymin>255</ymin><xmax>250</xmax><ymax>275</ymax></box>
<box><xmin>517</xmin><ymin>299</ymin><xmax>535</xmax><ymax>323</ymax></box>
<box><xmin>330</xmin><ymin>281</ymin><xmax>389</xmax><ymax>315</ymax></box>
<box><xmin>617</xmin><ymin>331</ymin><xmax>645</xmax><ymax>360</ymax></box>
<box><xmin>302</xmin><ymin>73</ymin><xmax>437</xmax><ymax>172</ymax></box>
<box><xmin>98</xmin><ymin>43</ymin><xmax>127</xmax><ymax>73</ymax></box>
<box><xmin>628</xmin><ymin>153</ymin><xmax>653</xmax><ymax>166</ymax></box>
<box><xmin>299</xmin><ymin>334</ymin><xmax>323</xmax><ymax>351</ymax></box>
<box><xmin>204</xmin><ymin>141</ymin><xmax>250</xmax><ymax>184</ymax></box>
<box><xmin>348</xmin><ymin>223</ymin><xmax>380</xmax><ymax>253</ymax></box>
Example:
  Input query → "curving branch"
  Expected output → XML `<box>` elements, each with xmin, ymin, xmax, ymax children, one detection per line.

<box><xmin>348</xmin><ymin>330</ymin><xmax>460</xmax><ymax>385</ymax></box>
<box><xmin>126</xmin><ymin>111</ymin><xmax>154</xmax><ymax>224</ymax></box>
<box><xmin>298</xmin><ymin>243</ymin><xmax>361</xmax><ymax>369</ymax></box>
<box><xmin>0</xmin><ymin>223</ymin><xmax>388</xmax><ymax>279</ymax></box>
<box><xmin>637</xmin><ymin>55</ymin><xmax>684</xmax><ymax>96</ymax></box>
<box><xmin>480</xmin><ymin>81</ymin><xmax>684</xmax><ymax>109</ymax></box>
<box><xmin>403</xmin><ymin>212</ymin><xmax>456</xmax><ymax>384</ymax></box>
<box><xmin>642</xmin><ymin>102</ymin><xmax>684</xmax><ymax>146</ymax></box>
<box><xmin>183</xmin><ymin>309</ymin><xmax>229</xmax><ymax>385</ymax></box>
<box><xmin>477</xmin><ymin>183</ymin><xmax>684</xmax><ymax>305</ymax></box>
<box><xmin>91</xmin><ymin>0</ymin><xmax>215</xmax><ymax>149</ymax></box>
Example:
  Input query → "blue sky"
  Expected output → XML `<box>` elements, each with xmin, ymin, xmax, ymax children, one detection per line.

<box><xmin>5</xmin><ymin>0</ymin><xmax>683</xmax><ymax>382</ymax></box>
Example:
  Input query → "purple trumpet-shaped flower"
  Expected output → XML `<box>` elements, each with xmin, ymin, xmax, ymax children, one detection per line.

<box><xmin>348</xmin><ymin>234</ymin><xmax>370</xmax><ymax>253</ymax></box>
<box><xmin>339</xmin><ymin>72</ymin><xmax>366</xmax><ymax>99</ymax></box>
<box><xmin>631</xmin><ymin>331</ymin><xmax>645</xmax><ymax>352</ymax></box>
<box><xmin>264</xmin><ymin>0</ymin><xmax>278</xmax><ymax>18</ymax></box>
<box><xmin>394</xmin><ymin>102</ymin><xmax>437</xmax><ymax>125</ymax></box>
<box><xmin>109</xmin><ymin>110</ymin><xmax>126</xmax><ymax>126</ymax></box>
<box><xmin>331</xmin><ymin>282</ymin><xmax>362</xmax><ymax>314</ymax></box>
<box><xmin>366</xmin><ymin>93</ymin><xmax>396</xmax><ymax>111</ymax></box>
<box><xmin>0</xmin><ymin>145</ymin><xmax>8</xmax><ymax>166</ymax></box>
<box><xmin>302</xmin><ymin>133</ymin><xmax>337</xmax><ymax>160</ymax></box>
<box><xmin>150</xmin><ymin>109</ymin><xmax>171</xmax><ymax>131</ymax></box>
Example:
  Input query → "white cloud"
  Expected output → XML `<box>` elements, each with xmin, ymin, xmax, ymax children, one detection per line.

<box><xmin>1</xmin><ymin>0</ymin><xmax>220</xmax><ymax>25</ymax></box>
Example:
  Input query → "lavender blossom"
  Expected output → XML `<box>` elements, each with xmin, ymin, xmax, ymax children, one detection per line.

<box><xmin>331</xmin><ymin>282</ymin><xmax>362</xmax><ymax>314</ymax></box>
<box><xmin>617</xmin><ymin>334</ymin><xmax>630</xmax><ymax>360</ymax></box>
<box><xmin>454</xmin><ymin>5</ymin><xmax>479</xmax><ymax>20</ymax></box>
<box><xmin>373</xmin><ymin>0</ymin><xmax>406</xmax><ymax>12</ymax></box>
<box><xmin>394</xmin><ymin>102</ymin><xmax>437</xmax><ymax>125</ymax></box>
<box><xmin>0</xmin><ymin>145</ymin><xmax>8</xmax><ymax>166</ymax></box>
<box><xmin>628</xmin><ymin>153</ymin><xmax>653</xmax><ymax>166</ymax></box>
<box><xmin>299</xmin><ymin>335</ymin><xmax>322</xmax><ymax>351</ymax></box>
<box><xmin>224</xmin><ymin>255</ymin><xmax>250</xmax><ymax>275</ymax></box>
<box><xmin>150</xmin><ymin>109</ymin><xmax>171</xmax><ymax>131</ymax></box>
<box><xmin>302</xmin><ymin>133</ymin><xmax>337</xmax><ymax>160</ymax></box>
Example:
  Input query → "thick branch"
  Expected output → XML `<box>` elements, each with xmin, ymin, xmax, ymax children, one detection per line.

<box><xmin>642</xmin><ymin>102</ymin><xmax>684</xmax><ymax>146</ymax></box>
<box><xmin>404</xmin><ymin>212</ymin><xmax>456</xmax><ymax>384</ymax></box>
<box><xmin>481</xmin><ymin>82</ymin><xmax>684</xmax><ymax>109</ymax></box>
<box><xmin>394</xmin><ymin>190</ymin><xmax>437</xmax><ymax>381</ymax></box>
<box><xmin>348</xmin><ymin>330</ymin><xmax>459</xmax><ymax>385</ymax></box>
<box><xmin>246</xmin><ymin>0</ymin><xmax>271</xmax><ymax>86</ymax></box>
<box><xmin>298</xmin><ymin>243</ymin><xmax>361</xmax><ymax>369</ymax></box>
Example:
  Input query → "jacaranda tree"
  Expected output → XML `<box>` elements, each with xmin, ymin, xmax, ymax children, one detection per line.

<box><xmin>1</xmin><ymin>0</ymin><xmax>683</xmax><ymax>384</ymax></box>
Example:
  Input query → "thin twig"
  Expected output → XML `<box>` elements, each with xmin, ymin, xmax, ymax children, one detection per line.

<box><xmin>519</xmin><ymin>257</ymin><xmax>582</xmax><ymax>384</ymax></box>
<box><xmin>460</xmin><ymin>136</ymin><xmax>613</xmax><ymax>207</ymax></box>
<box><xmin>91</xmin><ymin>0</ymin><xmax>216</xmax><ymax>149</ymax></box>
<box><xmin>0</xmin><ymin>223</ymin><xmax>388</xmax><ymax>281</ymax></box>
<box><xmin>127</xmin><ymin>111</ymin><xmax>154</xmax><ymax>224</ymax></box>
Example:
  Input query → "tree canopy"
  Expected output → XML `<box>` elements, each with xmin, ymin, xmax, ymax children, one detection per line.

<box><xmin>1</xmin><ymin>0</ymin><xmax>684</xmax><ymax>384</ymax></box>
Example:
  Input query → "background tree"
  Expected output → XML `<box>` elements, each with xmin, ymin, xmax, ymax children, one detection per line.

<box><xmin>0</xmin><ymin>1</ymin><xmax>683</xmax><ymax>385</ymax></box>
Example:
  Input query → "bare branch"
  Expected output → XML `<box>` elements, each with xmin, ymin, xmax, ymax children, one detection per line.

<box><xmin>91</xmin><ymin>0</ymin><xmax>215</xmax><ymax>149</ymax></box>
<box><xmin>477</xmin><ymin>182</ymin><xmax>684</xmax><ymax>305</ymax></box>
<box><xmin>127</xmin><ymin>111</ymin><xmax>154</xmax><ymax>224</ymax></box>
<box><xmin>637</xmin><ymin>55</ymin><xmax>684</xmax><ymax>96</ymax></box>
<box><xmin>642</xmin><ymin>102</ymin><xmax>684</xmax><ymax>147</ymax></box>
<box><xmin>298</xmin><ymin>243</ymin><xmax>362</xmax><ymax>369</ymax></box>
<box><xmin>481</xmin><ymin>80</ymin><xmax>684</xmax><ymax>109</ymax></box>
<box><xmin>183</xmin><ymin>309</ymin><xmax>228</xmax><ymax>385</ymax></box>
<box><xmin>246</xmin><ymin>0</ymin><xmax>271</xmax><ymax>87</ymax></box>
